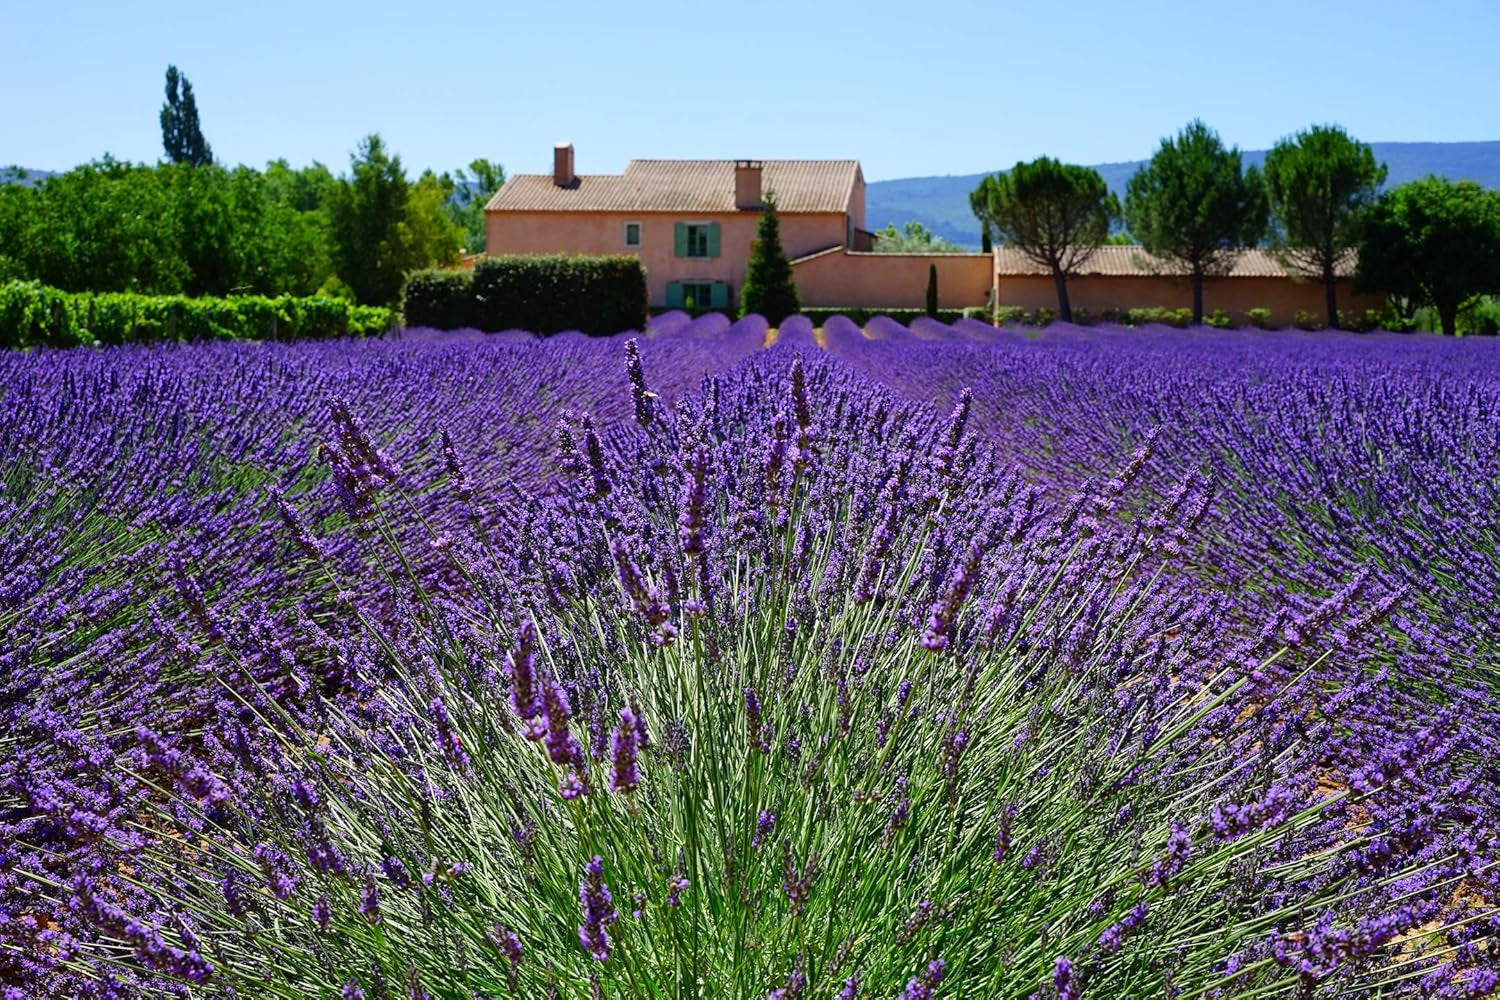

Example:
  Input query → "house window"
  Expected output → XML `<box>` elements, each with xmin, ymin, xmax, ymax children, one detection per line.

<box><xmin>674</xmin><ymin>222</ymin><xmax>720</xmax><ymax>258</ymax></box>
<box><xmin>682</xmin><ymin>282</ymin><xmax>713</xmax><ymax>308</ymax></box>
<box><xmin>624</xmin><ymin>222</ymin><xmax>641</xmax><ymax>247</ymax></box>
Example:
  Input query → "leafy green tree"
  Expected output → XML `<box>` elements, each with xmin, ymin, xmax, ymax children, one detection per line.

<box><xmin>1124</xmin><ymin>121</ymin><xmax>1266</xmax><ymax>324</ymax></box>
<box><xmin>925</xmin><ymin>263</ymin><xmax>939</xmax><ymax>317</ymax></box>
<box><xmin>1264</xmin><ymin>125</ymin><xmax>1386</xmax><ymax>328</ymax></box>
<box><xmin>160</xmin><ymin>66</ymin><xmax>213</xmax><ymax>166</ymax></box>
<box><xmin>970</xmin><ymin>158</ymin><xmax>1119</xmax><ymax>322</ymax></box>
<box><xmin>739</xmin><ymin>190</ymin><xmax>799</xmax><ymax>324</ymax></box>
<box><xmin>443</xmin><ymin>158</ymin><xmax>506</xmax><ymax>253</ymax></box>
<box><xmin>328</xmin><ymin>135</ymin><xmax>461</xmax><ymax>305</ymax></box>
<box><xmin>1357</xmin><ymin>176</ymin><xmax>1500</xmax><ymax>336</ymax></box>
<box><xmin>872</xmin><ymin>220</ymin><xmax>966</xmax><ymax>253</ymax></box>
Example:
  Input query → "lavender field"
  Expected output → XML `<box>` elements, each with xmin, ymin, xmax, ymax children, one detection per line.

<box><xmin>1</xmin><ymin>315</ymin><xmax>1497</xmax><ymax>998</ymax></box>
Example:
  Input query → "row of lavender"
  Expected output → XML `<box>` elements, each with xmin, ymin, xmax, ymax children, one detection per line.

<box><xmin>1</xmin><ymin>314</ymin><xmax>1496</xmax><ymax>996</ymax></box>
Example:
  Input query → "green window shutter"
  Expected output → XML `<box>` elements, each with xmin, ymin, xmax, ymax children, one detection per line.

<box><xmin>666</xmin><ymin>281</ymin><xmax>684</xmax><ymax>308</ymax></box>
<box><xmin>674</xmin><ymin>223</ymin><xmax>688</xmax><ymax>258</ymax></box>
<box><xmin>710</xmin><ymin>282</ymin><xmax>729</xmax><ymax>310</ymax></box>
<box><xmin>707</xmin><ymin>222</ymin><xmax>722</xmax><ymax>258</ymax></box>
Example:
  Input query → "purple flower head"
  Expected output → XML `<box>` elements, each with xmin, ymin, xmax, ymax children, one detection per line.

<box><xmin>624</xmin><ymin>338</ymin><xmax>655</xmax><ymax>427</ymax></box>
<box><xmin>487</xmin><ymin>923</ymin><xmax>524</xmax><ymax>992</ymax></box>
<box><xmin>507</xmin><ymin>621</ymin><xmax>542</xmax><ymax>722</ymax></box>
<box><xmin>922</xmin><ymin>541</ymin><xmax>983</xmax><ymax>651</ymax></box>
<box><xmin>609</xmin><ymin>707</ymin><xmax>641</xmax><ymax>794</ymax></box>
<box><xmin>578</xmin><ymin>855</ymin><xmax>619</xmax><ymax>961</ymax></box>
<box><xmin>1099</xmin><ymin>902</ymin><xmax>1150</xmax><ymax>955</ymax></box>
<box><xmin>359</xmin><ymin>874</ymin><xmax>380</xmax><ymax>926</ymax></box>
<box><xmin>543</xmin><ymin>675</ymin><xmax>583</xmax><ymax>767</ymax></box>
<box><xmin>782</xmin><ymin>847</ymin><xmax>819</xmax><ymax>918</ymax></box>
<box><xmin>901</xmin><ymin>956</ymin><xmax>947</xmax><ymax>999</ymax></box>
<box><xmin>754</xmin><ymin>809</ymin><xmax>776</xmax><ymax>849</ymax></box>
<box><xmin>313</xmin><ymin>892</ymin><xmax>332</xmax><ymax>934</ymax></box>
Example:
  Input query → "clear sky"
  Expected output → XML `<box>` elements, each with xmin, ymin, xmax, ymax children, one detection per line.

<box><xmin>3</xmin><ymin>0</ymin><xmax>1497</xmax><ymax>182</ymax></box>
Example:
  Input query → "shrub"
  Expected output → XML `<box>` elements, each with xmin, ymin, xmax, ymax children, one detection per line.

<box><xmin>1205</xmin><ymin>308</ymin><xmax>1232</xmax><ymax>329</ymax></box>
<box><xmin>0</xmin><ymin>280</ymin><xmax>391</xmax><ymax>350</ymax></box>
<box><xmin>1294</xmin><ymin>309</ymin><xmax>1321</xmax><ymax>331</ymax></box>
<box><xmin>402</xmin><ymin>269</ymin><xmax>476</xmax><ymax>330</ymax></box>
<box><xmin>1336</xmin><ymin>308</ymin><xmax>1383</xmax><ymax>333</ymax></box>
<box><xmin>1028</xmin><ymin>307</ymin><xmax>1056</xmax><ymax>327</ymax></box>
<box><xmin>470</xmin><ymin>255</ymin><xmax>647</xmax><ymax>335</ymax></box>
<box><xmin>994</xmin><ymin>305</ymin><xmax>1027</xmax><ymax>326</ymax></box>
<box><xmin>1247</xmin><ymin>307</ymin><xmax>1274</xmax><ymax>330</ymax></box>
<box><xmin>1124</xmin><ymin>307</ymin><xmax>1193</xmax><ymax>328</ymax></box>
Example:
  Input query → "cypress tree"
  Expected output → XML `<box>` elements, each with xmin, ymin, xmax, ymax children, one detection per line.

<box><xmin>161</xmin><ymin>65</ymin><xmax>213</xmax><ymax>166</ymax></box>
<box><xmin>739</xmin><ymin>190</ymin><xmax>800</xmax><ymax>324</ymax></box>
<box><xmin>926</xmin><ymin>263</ymin><xmax>939</xmax><ymax>317</ymax></box>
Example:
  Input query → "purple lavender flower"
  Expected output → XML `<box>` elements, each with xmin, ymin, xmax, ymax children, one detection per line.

<box><xmin>609</xmin><ymin>707</ymin><xmax>641</xmax><ymax>794</ymax></box>
<box><xmin>543</xmin><ymin>675</ymin><xmax>583</xmax><ymax>767</ymax></box>
<box><xmin>313</xmin><ymin>892</ymin><xmax>332</xmax><ymax>934</ymax></box>
<box><xmin>1098</xmin><ymin>902</ymin><xmax>1150</xmax><ymax>955</ymax></box>
<box><xmin>359</xmin><ymin>874</ymin><xmax>381</xmax><ymax>926</ymax></box>
<box><xmin>625</xmin><ymin>338</ymin><xmax>655</xmax><ymax>427</ymax></box>
<box><xmin>922</xmin><ymin>541</ymin><xmax>983</xmax><ymax>651</ymax></box>
<box><xmin>507</xmin><ymin>620</ymin><xmax>543</xmax><ymax>725</ymax></box>
<box><xmin>578</xmin><ymin>856</ymin><xmax>618</xmax><ymax>961</ymax></box>
<box><xmin>782</xmin><ymin>847</ymin><xmax>819</xmax><ymax>918</ymax></box>
<box><xmin>754</xmin><ymin>809</ymin><xmax>776</xmax><ymax>849</ymax></box>
<box><xmin>487</xmin><ymin>923</ymin><xmax>524</xmax><ymax>993</ymax></box>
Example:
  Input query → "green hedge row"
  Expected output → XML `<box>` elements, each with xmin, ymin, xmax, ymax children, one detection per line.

<box><xmin>403</xmin><ymin>255</ymin><xmax>648</xmax><ymax>336</ymax></box>
<box><xmin>0</xmin><ymin>281</ymin><xmax>393</xmax><ymax>350</ymax></box>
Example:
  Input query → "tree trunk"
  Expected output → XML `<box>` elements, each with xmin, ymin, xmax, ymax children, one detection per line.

<box><xmin>1191</xmin><ymin>270</ymin><xmax>1204</xmax><ymax>326</ymax></box>
<box><xmin>1325</xmin><ymin>266</ymin><xmax>1339</xmax><ymax>330</ymax></box>
<box><xmin>1054</xmin><ymin>270</ymin><xmax>1072</xmax><ymax>323</ymax></box>
<box><xmin>1439</xmin><ymin>302</ymin><xmax>1458</xmax><ymax>336</ymax></box>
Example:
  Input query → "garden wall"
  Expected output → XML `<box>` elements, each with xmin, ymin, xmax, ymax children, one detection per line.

<box><xmin>995</xmin><ymin>273</ymin><xmax>1384</xmax><ymax>326</ymax></box>
<box><xmin>791</xmin><ymin>249</ymin><xmax>993</xmax><ymax>309</ymax></box>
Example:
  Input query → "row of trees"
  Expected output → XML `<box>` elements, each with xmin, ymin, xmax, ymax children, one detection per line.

<box><xmin>969</xmin><ymin>122</ymin><xmax>1500</xmax><ymax>334</ymax></box>
<box><xmin>0</xmin><ymin>67</ymin><xmax>506</xmax><ymax>307</ymax></box>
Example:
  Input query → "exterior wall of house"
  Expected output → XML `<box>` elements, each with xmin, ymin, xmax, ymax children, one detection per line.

<box><xmin>486</xmin><ymin>210</ymin><xmax>848</xmax><ymax>306</ymax></box>
<box><xmin>791</xmin><ymin>251</ymin><xmax>993</xmax><ymax>309</ymax></box>
<box><xmin>847</xmin><ymin>175</ymin><xmax>867</xmax><ymax>233</ymax></box>
<box><xmin>995</xmin><ymin>273</ymin><xmax>1384</xmax><ymax>325</ymax></box>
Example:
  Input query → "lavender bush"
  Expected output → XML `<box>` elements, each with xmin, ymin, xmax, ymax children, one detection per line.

<box><xmin>1</xmin><ymin>320</ymin><xmax>1496</xmax><ymax>997</ymax></box>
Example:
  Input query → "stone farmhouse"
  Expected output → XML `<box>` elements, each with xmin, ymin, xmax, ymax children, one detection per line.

<box><xmin>485</xmin><ymin>143</ymin><xmax>1379</xmax><ymax>324</ymax></box>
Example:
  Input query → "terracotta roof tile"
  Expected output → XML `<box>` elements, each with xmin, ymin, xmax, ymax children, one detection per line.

<box><xmin>486</xmin><ymin>159</ymin><xmax>861</xmax><ymax>214</ymax></box>
<box><xmin>993</xmin><ymin>245</ymin><xmax>1356</xmax><ymax>279</ymax></box>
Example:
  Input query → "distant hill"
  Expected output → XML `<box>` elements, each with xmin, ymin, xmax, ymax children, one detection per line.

<box><xmin>2</xmin><ymin>167</ymin><xmax>57</xmax><ymax>187</ymax></box>
<box><xmin>868</xmin><ymin>141</ymin><xmax>1500</xmax><ymax>249</ymax></box>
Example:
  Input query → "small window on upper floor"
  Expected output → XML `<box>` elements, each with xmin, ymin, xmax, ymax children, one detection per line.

<box><xmin>685</xmin><ymin>224</ymin><xmax>710</xmax><ymax>258</ymax></box>
<box><xmin>624</xmin><ymin>222</ymin><xmax>641</xmax><ymax>247</ymax></box>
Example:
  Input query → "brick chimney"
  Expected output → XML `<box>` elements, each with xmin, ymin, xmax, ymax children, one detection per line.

<box><xmin>735</xmin><ymin>160</ymin><xmax>763</xmax><ymax>209</ymax></box>
<box><xmin>554</xmin><ymin>142</ymin><xmax>576</xmax><ymax>187</ymax></box>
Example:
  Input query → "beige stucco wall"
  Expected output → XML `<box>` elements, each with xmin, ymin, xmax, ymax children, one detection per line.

<box><xmin>847</xmin><ymin>175</ymin><xmax>867</xmax><ymax>233</ymax></box>
<box><xmin>995</xmin><ymin>273</ymin><xmax>1384</xmax><ymax>324</ymax></box>
<box><xmin>486</xmin><ymin>210</ymin><xmax>848</xmax><ymax>306</ymax></box>
<box><xmin>791</xmin><ymin>251</ymin><xmax>993</xmax><ymax>309</ymax></box>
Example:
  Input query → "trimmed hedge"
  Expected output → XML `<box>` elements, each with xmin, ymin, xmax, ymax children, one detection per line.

<box><xmin>0</xmin><ymin>281</ymin><xmax>393</xmax><ymax>350</ymax></box>
<box><xmin>401</xmin><ymin>270</ymin><xmax>476</xmax><ymax>331</ymax></box>
<box><xmin>403</xmin><ymin>255</ymin><xmax>648</xmax><ymax>335</ymax></box>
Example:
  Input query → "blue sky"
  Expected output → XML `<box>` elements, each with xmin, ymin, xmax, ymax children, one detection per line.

<box><xmin>3</xmin><ymin>0</ymin><xmax>1497</xmax><ymax>182</ymax></box>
